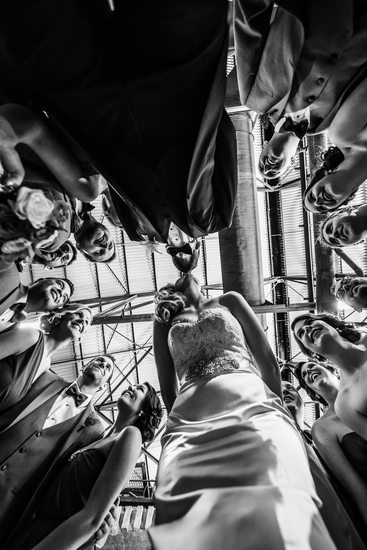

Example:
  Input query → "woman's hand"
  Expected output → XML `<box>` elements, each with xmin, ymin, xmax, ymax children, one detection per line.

<box><xmin>93</xmin><ymin>498</ymin><xmax>121</xmax><ymax>548</ymax></box>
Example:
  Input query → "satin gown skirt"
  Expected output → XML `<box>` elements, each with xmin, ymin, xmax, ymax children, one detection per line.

<box><xmin>149</xmin><ymin>371</ymin><xmax>336</xmax><ymax>550</ymax></box>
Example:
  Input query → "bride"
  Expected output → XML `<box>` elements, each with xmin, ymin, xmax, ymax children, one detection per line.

<box><xmin>150</xmin><ymin>273</ymin><xmax>336</xmax><ymax>550</ymax></box>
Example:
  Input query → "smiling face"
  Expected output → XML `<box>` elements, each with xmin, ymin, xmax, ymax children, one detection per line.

<box><xmin>35</xmin><ymin>242</ymin><xmax>76</xmax><ymax>268</ymax></box>
<box><xmin>57</xmin><ymin>307</ymin><xmax>92</xmax><ymax>340</ymax></box>
<box><xmin>321</xmin><ymin>211</ymin><xmax>365</xmax><ymax>248</ymax></box>
<box><xmin>258</xmin><ymin>133</ymin><xmax>298</xmax><ymax>180</ymax></box>
<box><xmin>76</xmin><ymin>220</ymin><xmax>115</xmax><ymax>262</ymax></box>
<box><xmin>333</xmin><ymin>276</ymin><xmax>367</xmax><ymax>311</ymax></box>
<box><xmin>81</xmin><ymin>355</ymin><xmax>115</xmax><ymax>388</ymax></box>
<box><xmin>118</xmin><ymin>383</ymin><xmax>149</xmax><ymax>417</ymax></box>
<box><xmin>304</xmin><ymin>170</ymin><xmax>349</xmax><ymax>213</ymax></box>
<box><xmin>292</xmin><ymin>317</ymin><xmax>341</xmax><ymax>358</ymax></box>
<box><xmin>298</xmin><ymin>362</ymin><xmax>339</xmax><ymax>395</ymax></box>
<box><xmin>29</xmin><ymin>278</ymin><xmax>72</xmax><ymax>311</ymax></box>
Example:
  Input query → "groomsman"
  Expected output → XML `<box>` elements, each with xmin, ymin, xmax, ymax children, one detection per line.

<box><xmin>0</xmin><ymin>354</ymin><xmax>115</xmax><ymax>544</ymax></box>
<box><xmin>0</xmin><ymin>273</ymin><xmax>74</xmax><ymax>333</ymax></box>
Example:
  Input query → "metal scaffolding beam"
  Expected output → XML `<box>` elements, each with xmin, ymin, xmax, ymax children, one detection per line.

<box><xmin>92</xmin><ymin>302</ymin><xmax>315</xmax><ymax>325</ymax></box>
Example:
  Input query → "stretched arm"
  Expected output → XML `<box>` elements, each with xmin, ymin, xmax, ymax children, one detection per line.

<box><xmin>312</xmin><ymin>420</ymin><xmax>367</xmax><ymax>527</ymax></box>
<box><xmin>0</xmin><ymin>327</ymin><xmax>40</xmax><ymax>360</ymax></box>
<box><xmin>153</xmin><ymin>319</ymin><xmax>178</xmax><ymax>413</ymax></box>
<box><xmin>32</xmin><ymin>426</ymin><xmax>142</xmax><ymax>550</ymax></box>
<box><xmin>220</xmin><ymin>291</ymin><xmax>282</xmax><ymax>398</ymax></box>
<box><xmin>0</xmin><ymin>104</ymin><xmax>106</xmax><ymax>201</ymax></box>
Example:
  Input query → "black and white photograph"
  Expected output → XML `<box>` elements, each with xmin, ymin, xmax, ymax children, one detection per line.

<box><xmin>1</xmin><ymin>1</ymin><xmax>367</xmax><ymax>549</ymax></box>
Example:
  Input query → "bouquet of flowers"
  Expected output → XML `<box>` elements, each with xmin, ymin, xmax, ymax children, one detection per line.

<box><xmin>0</xmin><ymin>185</ymin><xmax>69</xmax><ymax>265</ymax></box>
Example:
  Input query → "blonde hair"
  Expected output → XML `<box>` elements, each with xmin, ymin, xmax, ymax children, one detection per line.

<box><xmin>319</xmin><ymin>204</ymin><xmax>365</xmax><ymax>249</ymax></box>
<box><xmin>154</xmin><ymin>284</ymin><xmax>186</xmax><ymax>323</ymax></box>
<box><xmin>40</xmin><ymin>303</ymin><xmax>92</xmax><ymax>333</ymax></box>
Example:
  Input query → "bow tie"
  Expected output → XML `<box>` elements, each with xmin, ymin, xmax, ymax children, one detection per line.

<box><xmin>79</xmin><ymin>202</ymin><xmax>95</xmax><ymax>221</ymax></box>
<box><xmin>10</xmin><ymin>302</ymin><xmax>27</xmax><ymax>324</ymax></box>
<box><xmin>65</xmin><ymin>384</ymin><xmax>88</xmax><ymax>406</ymax></box>
<box><xmin>278</xmin><ymin>117</ymin><xmax>309</xmax><ymax>140</ymax></box>
<box><xmin>166</xmin><ymin>243</ymin><xmax>193</xmax><ymax>257</ymax></box>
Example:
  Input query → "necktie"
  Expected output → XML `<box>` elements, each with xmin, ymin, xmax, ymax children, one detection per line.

<box><xmin>79</xmin><ymin>202</ymin><xmax>95</xmax><ymax>221</ymax></box>
<box><xmin>65</xmin><ymin>384</ymin><xmax>88</xmax><ymax>406</ymax></box>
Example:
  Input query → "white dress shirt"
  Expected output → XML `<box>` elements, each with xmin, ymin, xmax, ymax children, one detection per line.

<box><xmin>43</xmin><ymin>382</ymin><xmax>92</xmax><ymax>429</ymax></box>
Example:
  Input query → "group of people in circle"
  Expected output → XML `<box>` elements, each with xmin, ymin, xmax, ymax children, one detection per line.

<box><xmin>0</xmin><ymin>272</ymin><xmax>163</xmax><ymax>549</ymax></box>
<box><xmin>2</xmin><ymin>1</ymin><xmax>367</xmax><ymax>549</ymax></box>
<box><xmin>256</xmin><ymin>49</ymin><xmax>367</xmax><ymax>548</ymax></box>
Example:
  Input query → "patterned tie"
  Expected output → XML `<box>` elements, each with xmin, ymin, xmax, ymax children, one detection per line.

<box><xmin>65</xmin><ymin>384</ymin><xmax>88</xmax><ymax>406</ymax></box>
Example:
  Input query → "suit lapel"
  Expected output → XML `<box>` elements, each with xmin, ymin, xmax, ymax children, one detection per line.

<box><xmin>53</xmin><ymin>402</ymin><xmax>101</xmax><ymax>462</ymax></box>
<box><xmin>0</xmin><ymin>285</ymin><xmax>26</xmax><ymax>316</ymax></box>
<box><xmin>0</xmin><ymin>372</ymin><xmax>67</xmax><ymax>434</ymax></box>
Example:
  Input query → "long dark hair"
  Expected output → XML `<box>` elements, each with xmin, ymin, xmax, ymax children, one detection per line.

<box><xmin>292</xmin><ymin>360</ymin><xmax>339</xmax><ymax>406</ymax></box>
<box><xmin>291</xmin><ymin>313</ymin><xmax>362</xmax><ymax>360</ymax></box>
<box><xmin>40</xmin><ymin>303</ymin><xmax>92</xmax><ymax>334</ymax></box>
<box><xmin>134</xmin><ymin>383</ymin><xmax>163</xmax><ymax>443</ymax></box>
<box><xmin>304</xmin><ymin>146</ymin><xmax>356</xmax><ymax>212</ymax></box>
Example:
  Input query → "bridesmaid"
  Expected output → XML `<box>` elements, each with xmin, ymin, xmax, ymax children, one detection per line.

<box><xmin>0</xmin><ymin>303</ymin><xmax>93</xmax><ymax>413</ymax></box>
<box><xmin>292</xmin><ymin>312</ymin><xmax>367</xmax><ymax>439</ymax></box>
<box><xmin>293</xmin><ymin>359</ymin><xmax>367</xmax><ymax>540</ymax></box>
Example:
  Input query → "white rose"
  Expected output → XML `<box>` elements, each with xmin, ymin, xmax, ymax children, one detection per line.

<box><xmin>1</xmin><ymin>237</ymin><xmax>35</xmax><ymax>263</ymax></box>
<box><xmin>1</xmin><ymin>237</ymin><xmax>32</xmax><ymax>254</ymax></box>
<box><xmin>13</xmin><ymin>186</ymin><xmax>55</xmax><ymax>229</ymax></box>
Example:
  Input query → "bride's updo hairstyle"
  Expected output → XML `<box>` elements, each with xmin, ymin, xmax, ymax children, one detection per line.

<box><xmin>40</xmin><ymin>303</ymin><xmax>92</xmax><ymax>334</ymax></box>
<box><xmin>154</xmin><ymin>284</ymin><xmax>186</xmax><ymax>323</ymax></box>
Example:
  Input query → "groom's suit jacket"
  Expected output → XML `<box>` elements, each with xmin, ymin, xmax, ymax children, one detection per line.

<box><xmin>0</xmin><ymin>262</ymin><xmax>21</xmax><ymax>307</ymax></box>
<box><xmin>0</xmin><ymin>371</ymin><xmax>104</xmax><ymax>545</ymax></box>
<box><xmin>234</xmin><ymin>0</ymin><xmax>367</xmax><ymax>133</ymax></box>
<box><xmin>0</xmin><ymin>0</ymin><xmax>237</xmax><ymax>243</ymax></box>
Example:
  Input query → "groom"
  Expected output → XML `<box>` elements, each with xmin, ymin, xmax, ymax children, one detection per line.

<box><xmin>0</xmin><ymin>0</ymin><xmax>237</xmax><ymax>243</ymax></box>
<box><xmin>0</xmin><ymin>354</ymin><xmax>115</xmax><ymax>544</ymax></box>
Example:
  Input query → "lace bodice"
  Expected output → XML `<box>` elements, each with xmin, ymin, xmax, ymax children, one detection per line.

<box><xmin>168</xmin><ymin>306</ymin><xmax>252</xmax><ymax>383</ymax></box>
